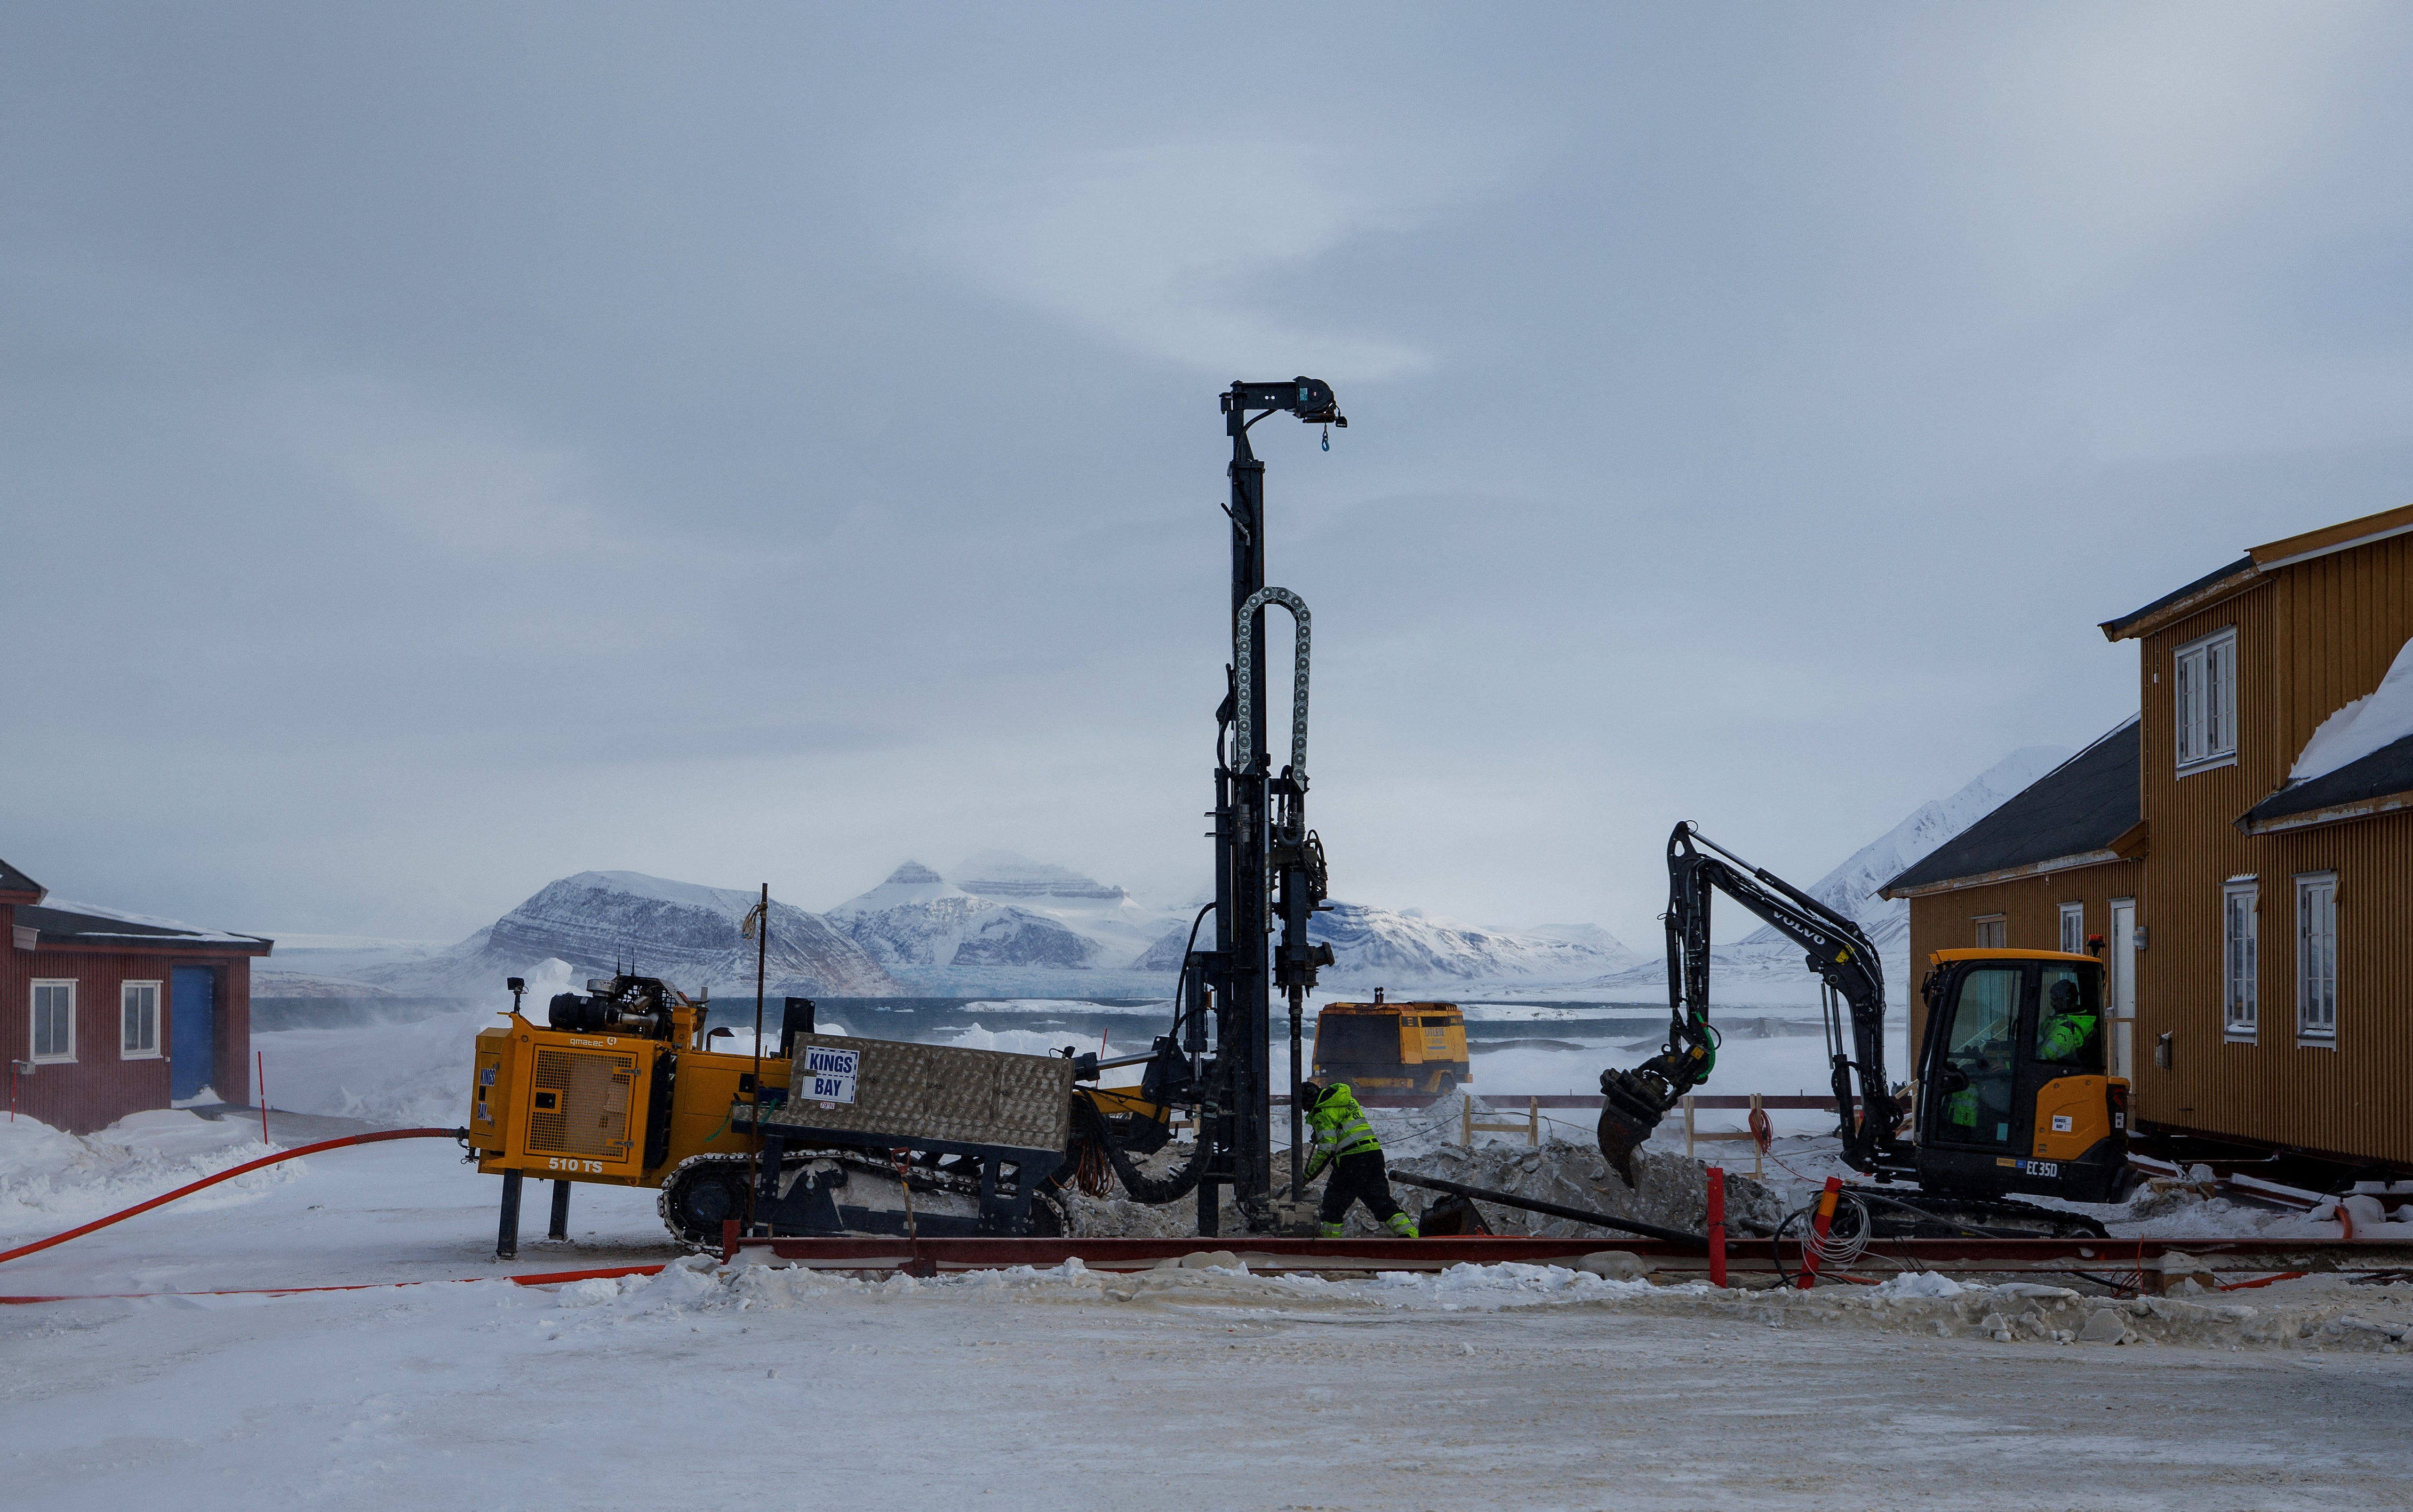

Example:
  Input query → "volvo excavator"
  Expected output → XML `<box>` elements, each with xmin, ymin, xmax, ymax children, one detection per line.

<box><xmin>1595</xmin><ymin>823</ymin><xmax>2138</xmax><ymax>1238</ymax></box>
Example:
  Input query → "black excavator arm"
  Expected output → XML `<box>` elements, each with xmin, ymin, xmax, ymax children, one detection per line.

<box><xmin>1596</xmin><ymin>823</ymin><xmax>1914</xmax><ymax>1185</ymax></box>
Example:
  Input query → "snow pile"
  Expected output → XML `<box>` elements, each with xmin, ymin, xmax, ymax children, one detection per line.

<box><xmin>1873</xmin><ymin>1270</ymin><xmax>1968</xmax><ymax>1299</ymax></box>
<box><xmin>2291</xmin><ymin>635</ymin><xmax>2413</xmax><ymax>782</ymax></box>
<box><xmin>1061</xmin><ymin>1130</ymin><xmax>1783</xmax><ymax>1240</ymax></box>
<box><xmin>1392</xmin><ymin>1137</ymin><xmax>1785</xmax><ymax>1240</ymax></box>
<box><xmin>542</xmin><ymin>1254</ymin><xmax>2413</xmax><ymax>1357</ymax></box>
<box><xmin>0</xmin><ymin>1110</ymin><xmax>294</xmax><ymax>1236</ymax></box>
<box><xmin>2108</xmin><ymin>1180</ymin><xmax>2413</xmax><ymax>1241</ymax></box>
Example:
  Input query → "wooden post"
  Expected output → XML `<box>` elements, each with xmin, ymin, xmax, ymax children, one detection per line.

<box><xmin>1749</xmin><ymin>1093</ymin><xmax>1764</xmax><ymax>1179</ymax></box>
<box><xmin>1526</xmin><ymin>1096</ymin><xmax>1539</xmax><ymax>1148</ymax></box>
<box><xmin>1461</xmin><ymin>1096</ymin><xmax>1473</xmax><ymax>1148</ymax></box>
<box><xmin>1683</xmin><ymin>1094</ymin><xmax>1696</xmax><ymax>1159</ymax></box>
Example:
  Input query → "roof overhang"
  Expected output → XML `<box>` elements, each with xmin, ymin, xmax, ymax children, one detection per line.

<box><xmin>21</xmin><ymin>933</ymin><xmax>273</xmax><ymax>958</ymax></box>
<box><xmin>2236</xmin><ymin>785</ymin><xmax>2413</xmax><ymax>837</ymax></box>
<box><xmin>2250</xmin><ymin>501</ymin><xmax>2413</xmax><ymax>573</ymax></box>
<box><xmin>1928</xmin><ymin>948</ymin><xmax>2098</xmax><ymax>964</ymax></box>
<box><xmin>1880</xmin><ymin>846</ymin><xmax>2134</xmax><ymax>900</ymax></box>
<box><xmin>2100</xmin><ymin>560</ymin><xmax>2263</xmax><ymax>643</ymax></box>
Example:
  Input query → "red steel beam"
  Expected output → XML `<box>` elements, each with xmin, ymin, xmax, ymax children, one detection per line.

<box><xmin>729</xmin><ymin>1232</ymin><xmax>2413</xmax><ymax>1275</ymax></box>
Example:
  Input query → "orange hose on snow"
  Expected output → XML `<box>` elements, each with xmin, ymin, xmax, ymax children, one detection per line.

<box><xmin>0</xmin><ymin>1126</ymin><xmax>467</xmax><ymax>1268</ymax></box>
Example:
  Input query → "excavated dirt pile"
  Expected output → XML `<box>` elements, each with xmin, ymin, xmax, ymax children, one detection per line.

<box><xmin>1057</xmin><ymin>1137</ymin><xmax>1783</xmax><ymax>1239</ymax></box>
<box><xmin>1388</xmin><ymin>1137</ymin><xmax>1785</xmax><ymax>1239</ymax></box>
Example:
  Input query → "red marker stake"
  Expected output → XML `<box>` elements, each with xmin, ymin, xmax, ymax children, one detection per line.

<box><xmin>1706</xmin><ymin>1166</ymin><xmax>1728</xmax><ymax>1287</ymax></box>
<box><xmin>1797</xmin><ymin>1175</ymin><xmax>1843</xmax><ymax>1290</ymax></box>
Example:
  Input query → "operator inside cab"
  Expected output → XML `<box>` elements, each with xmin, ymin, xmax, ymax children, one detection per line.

<box><xmin>1299</xmin><ymin>1081</ymin><xmax>1419</xmax><ymax>1239</ymax></box>
<box><xmin>2035</xmin><ymin>978</ymin><xmax>2101</xmax><ymax>1065</ymax></box>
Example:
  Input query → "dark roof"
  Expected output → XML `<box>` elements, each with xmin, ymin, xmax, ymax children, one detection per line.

<box><xmin>0</xmin><ymin>854</ymin><xmax>42</xmax><ymax>900</ymax></box>
<box><xmin>15</xmin><ymin>902</ymin><xmax>271</xmax><ymax>954</ymax></box>
<box><xmin>2099</xmin><ymin>555</ymin><xmax>2257</xmax><ymax>641</ymax></box>
<box><xmin>1882</xmin><ymin>720</ymin><xmax>2141</xmax><ymax>895</ymax></box>
<box><xmin>2241</xmin><ymin>732</ymin><xmax>2413</xmax><ymax>830</ymax></box>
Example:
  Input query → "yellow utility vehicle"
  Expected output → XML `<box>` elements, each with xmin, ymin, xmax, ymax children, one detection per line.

<box><xmin>1310</xmin><ymin>990</ymin><xmax>1471</xmax><ymax>1096</ymax></box>
<box><xmin>469</xmin><ymin>973</ymin><xmax>1186</xmax><ymax>1252</ymax></box>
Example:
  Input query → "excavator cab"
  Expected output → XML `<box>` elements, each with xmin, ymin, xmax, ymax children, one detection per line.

<box><xmin>1912</xmin><ymin>949</ymin><xmax>2135</xmax><ymax>1204</ymax></box>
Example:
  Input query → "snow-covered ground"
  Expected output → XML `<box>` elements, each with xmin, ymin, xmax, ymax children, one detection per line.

<box><xmin>4</xmin><ymin>1117</ymin><xmax>2412</xmax><ymax>1510</ymax></box>
<box><xmin>15</xmin><ymin>967</ymin><xmax>2396</xmax><ymax>1507</ymax></box>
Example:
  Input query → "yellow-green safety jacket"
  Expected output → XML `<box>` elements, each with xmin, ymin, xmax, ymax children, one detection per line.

<box><xmin>2038</xmin><ymin>1012</ymin><xmax>2100</xmax><ymax>1063</ymax></box>
<box><xmin>1305</xmin><ymin>1083</ymin><xmax>1382</xmax><ymax>1181</ymax></box>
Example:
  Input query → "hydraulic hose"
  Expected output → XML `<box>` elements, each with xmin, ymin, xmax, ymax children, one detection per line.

<box><xmin>1390</xmin><ymin>1172</ymin><xmax>1708</xmax><ymax>1249</ymax></box>
<box><xmin>1073</xmin><ymin>1096</ymin><xmax>1202</xmax><ymax>1206</ymax></box>
<box><xmin>0</xmin><ymin>1126</ymin><xmax>467</xmax><ymax>1268</ymax></box>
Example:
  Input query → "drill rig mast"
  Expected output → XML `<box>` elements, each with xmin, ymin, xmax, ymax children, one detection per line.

<box><xmin>1187</xmin><ymin>379</ymin><xmax>1344</xmax><ymax>1235</ymax></box>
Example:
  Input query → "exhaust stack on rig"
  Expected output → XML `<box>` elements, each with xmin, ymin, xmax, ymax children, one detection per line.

<box><xmin>1188</xmin><ymin>379</ymin><xmax>1344</xmax><ymax>1236</ymax></box>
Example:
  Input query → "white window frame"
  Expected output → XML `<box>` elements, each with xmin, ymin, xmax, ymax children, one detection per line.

<box><xmin>2296</xmin><ymin>872</ymin><xmax>2337</xmax><ymax>1044</ymax></box>
<box><xmin>2223</xmin><ymin>878</ymin><xmax>2258</xmax><ymax>1041</ymax></box>
<box><xmin>121</xmin><ymin>980</ymin><xmax>162</xmax><ymax>1059</ymax></box>
<box><xmin>1972</xmin><ymin>914</ymin><xmax>2007</xmax><ymax>949</ymax></box>
<box><xmin>30</xmin><ymin>979</ymin><xmax>76</xmax><ymax>1063</ymax></box>
<box><xmin>2175</xmin><ymin>626</ymin><xmax>2239</xmax><ymax>774</ymax></box>
<box><xmin>2059</xmin><ymin>902</ymin><xmax>2085</xmax><ymax>955</ymax></box>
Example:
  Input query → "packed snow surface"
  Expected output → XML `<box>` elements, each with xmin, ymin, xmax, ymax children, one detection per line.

<box><xmin>4</xmin><ymin>1125</ymin><xmax>2412</xmax><ymax>1510</ymax></box>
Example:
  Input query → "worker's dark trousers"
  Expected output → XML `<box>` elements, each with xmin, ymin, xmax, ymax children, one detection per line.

<box><xmin>1318</xmin><ymin>1149</ymin><xmax>1404</xmax><ymax>1226</ymax></box>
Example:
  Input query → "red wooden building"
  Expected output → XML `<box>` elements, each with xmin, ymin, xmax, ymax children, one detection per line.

<box><xmin>3</xmin><ymin>854</ymin><xmax>273</xmax><ymax>1134</ymax></box>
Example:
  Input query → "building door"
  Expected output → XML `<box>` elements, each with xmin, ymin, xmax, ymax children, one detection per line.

<box><xmin>170</xmin><ymin>966</ymin><xmax>216</xmax><ymax>1102</ymax></box>
<box><xmin>2108</xmin><ymin>899</ymin><xmax>2137</xmax><ymax>1081</ymax></box>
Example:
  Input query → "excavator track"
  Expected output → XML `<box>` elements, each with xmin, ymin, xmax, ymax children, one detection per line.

<box><xmin>658</xmin><ymin>1149</ymin><xmax>1065</xmax><ymax>1251</ymax></box>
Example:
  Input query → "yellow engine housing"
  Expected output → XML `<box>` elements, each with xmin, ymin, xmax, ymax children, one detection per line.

<box><xmin>469</xmin><ymin>1012</ymin><xmax>784</xmax><ymax>1188</ymax></box>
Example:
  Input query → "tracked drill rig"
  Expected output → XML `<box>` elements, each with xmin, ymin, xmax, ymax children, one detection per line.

<box><xmin>1596</xmin><ymin>822</ymin><xmax>2135</xmax><ymax>1237</ymax></box>
<box><xmin>467</xmin><ymin>381</ymin><xmax>1354</xmax><ymax>1249</ymax></box>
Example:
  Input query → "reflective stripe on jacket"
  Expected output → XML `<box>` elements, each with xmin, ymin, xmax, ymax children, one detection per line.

<box><xmin>1305</xmin><ymin>1083</ymin><xmax>1381</xmax><ymax>1175</ymax></box>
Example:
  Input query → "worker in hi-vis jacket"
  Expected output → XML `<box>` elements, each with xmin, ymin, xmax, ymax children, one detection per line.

<box><xmin>1299</xmin><ymin>1081</ymin><xmax>1419</xmax><ymax>1238</ymax></box>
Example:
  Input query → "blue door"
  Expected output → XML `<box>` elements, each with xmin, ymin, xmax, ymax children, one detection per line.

<box><xmin>170</xmin><ymin>967</ymin><xmax>216</xmax><ymax>1101</ymax></box>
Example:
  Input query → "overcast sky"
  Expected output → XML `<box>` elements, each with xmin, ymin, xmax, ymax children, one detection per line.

<box><xmin>7</xmin><ymin>4</ymin><xmax>2413</xmax><ymax>946</ymax></box>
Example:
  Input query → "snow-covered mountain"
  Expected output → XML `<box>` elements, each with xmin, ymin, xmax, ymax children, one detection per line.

<box><xmin>1131</xmin><ymin>903</ymin><xmax>1635</xmax><ymax>987</ymax></box>
<box><xmin>268</xmin><ymin>752</ymin><xmax>2072</xmax><ymax>1011</ymax></box>
<box><xmin>824</xmin><ymin>855</ymin><xmax>1188</xmax><ymax>994</ymax></box>
<box><xmin>826</xmin><ymin>862</ymin><xmax>1098</xmax><ymax>971</ymax></box>
<box><xmin>1593</xmin><ymin>745</ymin><xmax>2074</xmax><ymax>1002</ymax></box>
<box><xmin>1731</xmin><ymin>745</ymin><xmax>2071</xmax><ymax>958</ymax></box>
<box><xmin>354</xmin><ymin>871</ymin><xmax>899</xmax><ymax>998</ymax></box>
<box><xmin>1310</xmin><ymin>903</ymin><xmax>1633</xmax><ymax>986</ymax></box>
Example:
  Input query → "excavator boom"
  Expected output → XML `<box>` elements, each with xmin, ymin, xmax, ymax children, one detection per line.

<box><xmin>1596</xmin><ymin>823</ymin><xmax>1912</xmax><ymax>1184</ymax></box>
